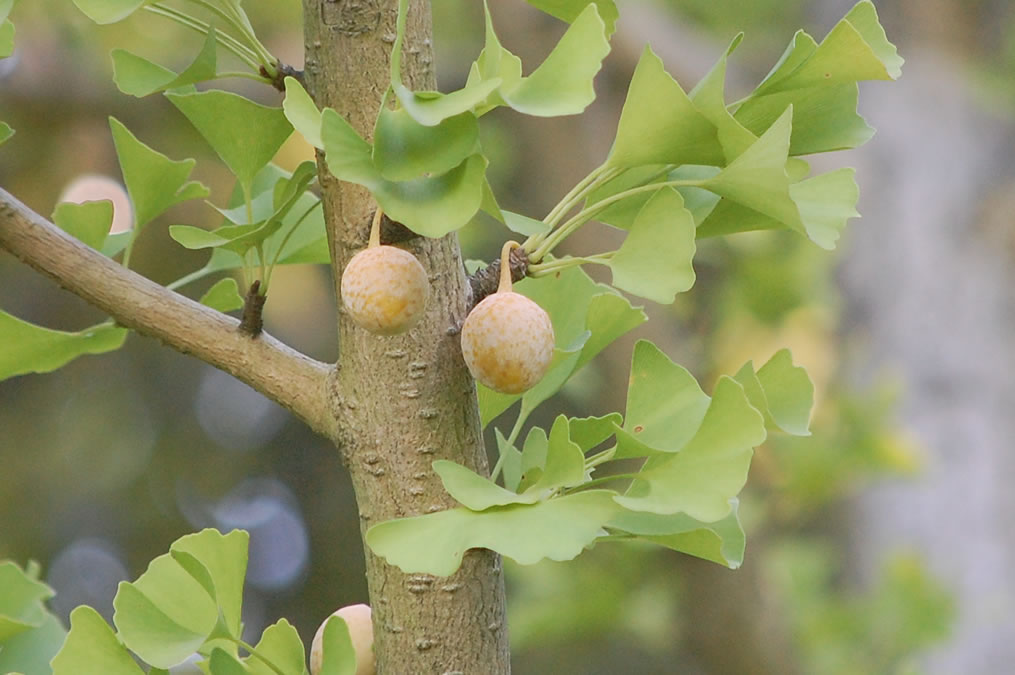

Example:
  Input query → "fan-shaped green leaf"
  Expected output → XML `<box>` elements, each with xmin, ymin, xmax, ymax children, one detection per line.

<box><xmin>522</xmin><ymin>416</ymin><xmax>587</xmax><ymax>497</ymax></box>
<box><xmin>246</xmin><ymin>619</ymin><xmax>305</xmax><ymax>675</ymax></box>
<box><xmin>569</xmin><ymin>413</ymin><xmax>622</xmax><ymax>452</ymax></box>
<box><xmin>112</xmin><ymin>30</ymin><xmax>217</xmax><ymax>97</ymax></box>
<box><xmin>614</xmin><ymin>341</ymin><xmax>710</xmax><ymax>459</ymax></box>
<box><xmin>170</xmin><ymin>529</ymin><xmax>248</xmax><ymax>638</ymax></box>
<box><xmin>366</xmin><ymin>491</ymin><xmax>619</xmax><ymax>576</ymax></box>
<box><xmin>495</xmin><ymin>429</ymin><xmax>525</xmax><ymax>493</ymax></box>
<box><xmin>112</xmin><ymin>552</ymin><xmax>219</xmax><ymax>668</ymax></box>
<box><xmin>735</xmin><ymin>349</ymin><xmax>814</xmax><ymax>436</ymax></box>
<box><xmin>607</xmin><ymin>187</ymin><xmax>696</xmax><ymax>304</ymax></box>
<box><xmin>524</xmin><ymin>0</ymin><xmax>618</xmax><ymax>35</ymax></box>
<box><xmin>372</xmin><ymin>107</ymin><xmax>479</xmax><ymax>181</ymax></box>
<box><xmin>0</xmin><ymin>612</ymin><xmax>67</xmax><ymax>675</ymax></box>
<box><xmin>433</xmin><ymin>459</ymin><xmax>540</xmax><ymax>510</ymax></box>
<box><xmin>0</xmin><ymin>20</ymin><xmax>13</xmax><ymax>58</ymax></box>
<box><xmin>72</xmin><ymin>0</ymin><xmax>146</xmax><ymax>24</ymax></box>
<box><xmin>702</xmin><ymin>106</ymin><xmax>804</xmax><ymax>234</ymax></box>
<box><xmin>698</xmin><ymin>167</ymin><xmax>859</xmax><ymax>249</ymax></box>
<box><xmin>283</xmin><ymin>77</ymin><xmax>323</xmax><ymax>149</ymax></box>
<box><xmin>52</xmin><ymin>200</ymin><xmax>113</xmax><ymax>250</ymax></box>
<box><xmin>208</xmin><ymin>647</ymin><xmax>247</xmax><ymax>675</ymax></box>
<box><xmin>689</xmin><ymin>34</ymin><xmax>756</xmax><ymax>162</ymax></box>
<box><xmin>0</xmin><ymin>311</ymin><xmax>127</xmax><ymax>381</ymax></box>
<box><xmin>321</xmin><ymin>108</ymin><xmax>486</xmax><ymax>236</ymax></box>
<box><xmin>502</xmin><ymin>210</ymin><xmax>550</xmax><ymax>236</ymax></box>
<box><xmin>499</xmin><ymin>4</ymin><xmax>610</xmax><ymax>117</ymax></box>
<box><xmin>0</xmin><ymin>0</ymin><xmax>14</xmax><ymax>23</ymax></box>
<box><xmin>317</xmin><ymin>615</ymin><xmax>358</xmax><ymax>675</ymax></box>
<box><xmin>607</xmin><ymin>499</ymin><xmax>745</xmax><ymax>568</ymax></box>
<box><xmin>109</xmin><ymin>117</ymin><xmax>209</xmax><ymax>228</ymax></box>
<box><xmin>0</xmin><ymin>121</ymin><xmax>12</xmax><ymax>145</ymax></box>
<box><xmin>198</xmin><ymin>278</ymin><xmax>243</xmax><ymax>312</ymax></box>
<box><xmin>0</xmin><ymin>561</ymin><xmax>54</xmax><ymax>640</ymax></box>
<box><xmin>608</xmin><ymin>47</ymin><xmax>724</xmax><ymax>168</ymax></box>
<box><xmin>615</xmin><ymin>375</ymin><xmax>766</xmax><ymax>522</ymax></box>
<box><xmin>51</xmin><ymin>606</ymin><xmax>143</xmax><ymax>675</ymax></box>
<box><xmin>167</xmin><ymin>90</ymin><xmax>292</xmax><ymax>199</ymax></box>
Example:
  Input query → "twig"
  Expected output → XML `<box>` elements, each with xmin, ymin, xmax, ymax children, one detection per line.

<box><xmin>0</xmin><ymin>188</ymin><xmax>336</xmax><ymax>439</ymax></box>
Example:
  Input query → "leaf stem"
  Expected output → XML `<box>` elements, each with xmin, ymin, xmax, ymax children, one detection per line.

<box><xmin>183</xmin><ymin>0</ymin><xmax>276</xmax><ymax>73</ymax></box>
<box><xmin>530</xmin><ymin>177</ymin><xmax>705</xmax><ymax>261</ymax></box>
<box><xmin>523</xmin><ymin>164</ymin><xmax>619</xmax><ymax>256</ymax></box>
<box><xmin>231</xmin><ymin>637</ymin><xmax>287</xmax><ymax>675</ymax></box>
<box><xmin>490</xmin><ymin>407</ymin><xmax>531</xmax><ymax>483</ymax></box>
<box><xmin>526</xmin><ymin>253</ymin><xmax>613</xmax><ymax>277</ymax></box>
<box><xmin>145</xmin><ymin>4</ymin><xmax>261</xmax><ymax>70</ymax></box>
<box><xmin>565</xmin><ymin>471</ymin><xmax>640</xmax><ymax>494</ymax></box>
<box><xmin>265</xmin><ymin>199</ymin><xmax>323</xmax><ymax>287</ymax></box>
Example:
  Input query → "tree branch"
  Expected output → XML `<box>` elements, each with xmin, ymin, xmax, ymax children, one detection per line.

<box><xmin>0</xmin><ymin>187</ymin><xmax>336</xmax><ymax>439</ymax></box>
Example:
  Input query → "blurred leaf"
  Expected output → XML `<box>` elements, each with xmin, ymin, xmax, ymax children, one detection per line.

<box><xmin>524</xmin><ymin>0</ymin><xmax>618</xmax><ymax>35</ymax></box>
<box><xmin>321</xmin><ymin>108</ymin><xmax>486</xmax><ymax>236</ymax></box>
<box><xmin>283</xmin><ymin>76</ymin><xmax>323</xmax><ymax>149</ymax></box>
<box><xmin>366</xmin><ymin>491</ymin><xmax>619</xmax><ymax>576</ymax></box>
<box><xmin>52</xmin><ymin>200</ymin><xmax>113</xmax><ymax>250</ymax></box>
<box><xmin>112</xmin><ymin>29</ymin><xmax>218</xmax><ymax>97</ymax></box>
<box><xmin>0</xmin><ymin>121</ymin><xmax>12</xmax><ymax>145</ymax></box>
<box><xmin>317</xmin><ymin>615</ymin><xmax>357</xmax><ymax>675</ymax></box>
<box><xmin>608</xmin><ymin>47</ymin><xmax>723</xmax><ymax>168</ymax></box>
<box><xmin>71</xmin><ymin>0</ymin><xmax>145</xmax><ymax>24</ymax></box>
<box><xmin>208</xmin><ymin>647</ymin><xmax>247</xmax><ymax>675</ymax></box>
<box><xmin>198</xmin><ymin>276</ymin><xmax>244</xmax><ymax>312</ymax></box>
<box><xmin>607</xmin><ymin>499</ymin><xmax>745</xmax><ymax>568</ymax></box>
<box><xmin>101</xmin><ymin>232</ymin><xmax>131</xmax><ymax>257</ymax></box>
<box><xmin>0</xmin><ymin>612</ymin><xmax>67</xmax><ymax>675</ymax></box>
<box><xmin>615</xmin><ymin>374</ymin><xmax>766</xmax><ymax>522</ymax></box>
<box><xmin>0</xmin><ymin>312</ymin><xmax>127</xmax><ymax>380</ymax></box>
<box><xmin>0</xmin><ymin>19</ymin><xmax>12</xmax><ymax>58</ymax></box>
<box><xmin>433</xmin><ymin>459</ymin><xmax>540</xmax><ymax>510</ymax></box>
<box><xmin>502</xmin><ymin>210</ymin><xmax>550</xmax><ymax>236</ymax></box>
<box><xmin>734</xmin><ymin>349</ymin><xmax>814</xmax><ymax>436</ymax></box>
<box><xmin>167</xmin><ymin>90</ymin><xmax>293</xmax><ymax>199</ymax></box>
<box><xmin>109</xmin><ymin>117</ymin><xmax>209</xmax><ymax>228</ymax></box>
<box><xmin>0</xmin><ymin>561</ymin><xmax>54</xmax><ymax>641</ymax></box>
<box><xmin>51</xmin><ymin>606</ymin><xmax>143</xmax><ymax>675</ymax></box>
<box><xmin>246</xmin><ymin>619</ymin><xmax>305</xmax><ymax>675</ymax></box>
<box><xmin>608</xmin><ymin>187</ymin><xmax>696</xmax><ymax>304</ymax></box>
<box><xmin>0</xmin><ymin>0</ymin><xmax>14</xmax><ymax>23</ymax></box>
<box><xmin>568</xmin><ymin>413</ymin><xmax>622</xmax><ymax>452</ymax></box>
<box><xmin>372</xmin><ymin>107</ymin><xmax>479</xmax><ymax>181</ymax></box>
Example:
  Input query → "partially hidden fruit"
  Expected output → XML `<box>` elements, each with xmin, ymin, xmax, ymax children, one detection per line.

<box><xmin>310</xmin><ymin>603</ymin><xmax>375</xmax><ymax>675</ymax></box>
<box><xmin>461</xmin><ymin>242</ymin><xmax>554</xmax><ymax>394</ymax></box>
<box><xmin>341</xmin><ymin>209</ymin><xmax>428</xmax><ymax>335</ymax></box>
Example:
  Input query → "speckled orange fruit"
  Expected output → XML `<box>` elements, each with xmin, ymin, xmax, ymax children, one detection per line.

<box><xmin>310</xmin><ymin>604</ymin><xmax>375</xmax><ymax>675</ymax></box>
<box><xmin>341</xmin><ymin>246</ymin><xmax>428</xmax><ymax>335</ymax></box>
<box><xmin>461</xmin><ymin>291</ymin><xmax>555</xmax><ymax>394</ymax></box>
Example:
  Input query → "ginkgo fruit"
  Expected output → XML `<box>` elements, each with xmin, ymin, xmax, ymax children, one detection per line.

<box><xmin>341</xmin><ymin>209</ymin><xmax>428</xmax><ymax>335</ymax></box>
<box><xmin>461</xmin><ymin>242</ymin><xmax>554</xmax><ymax>394</ymax></box>
<box><xmin>310</xmin><ymin>603</ymin><xmax>375</xmax><ymax>675</ymax></box>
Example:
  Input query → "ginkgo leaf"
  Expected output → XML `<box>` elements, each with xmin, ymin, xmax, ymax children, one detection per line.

<box><xmin>615</xmin><ymin>375</ymin><xmax>766</xmax><ymax>522</ymax></box>
<box><xmin>0</xmin><ymin>311</ymin><xmax>127</xmax><ymax>381</ymax></box>
<box><xmin>608</xmin><ymin>187</ymin><xmax>696</xmax><ymax>304</ymax></box>
<box><xmin>608</xmin><ymin>47</ymin><xmax>724</xmax><ymax>168</ymax></box>
<box><xmin>112</xmin><ymin>29</ymin><xmax>218</xmax><ymax>97</ymax></box>
<box><xmin>366</xmin><ymin>491</ymin><xmax>619</xmax><ymax>576</ymax></box>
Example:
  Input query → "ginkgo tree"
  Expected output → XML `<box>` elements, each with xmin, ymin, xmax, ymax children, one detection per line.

<box><xmin>0</xmin><ymin>0</ymin><xmax>901</xmax><ymax>672</ymax></box>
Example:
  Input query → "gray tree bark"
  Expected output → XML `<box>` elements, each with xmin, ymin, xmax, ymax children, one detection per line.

<box><xmin>301</xmin><ymin>1</ymin><xmax>511</xmax><ymax>672</ymax></box>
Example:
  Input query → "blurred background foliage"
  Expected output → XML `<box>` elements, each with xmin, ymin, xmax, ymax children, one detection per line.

<box><xmin>7</xmin><ymin>0</ymin><xmax>1009</xmax><ymax>672</ymax></box>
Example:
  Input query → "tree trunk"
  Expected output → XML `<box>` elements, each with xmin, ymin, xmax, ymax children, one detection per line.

<box><xmin>301</xmin><ymin>1</ymin><xmax>511</xmax><ymax>672</ymax></box>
